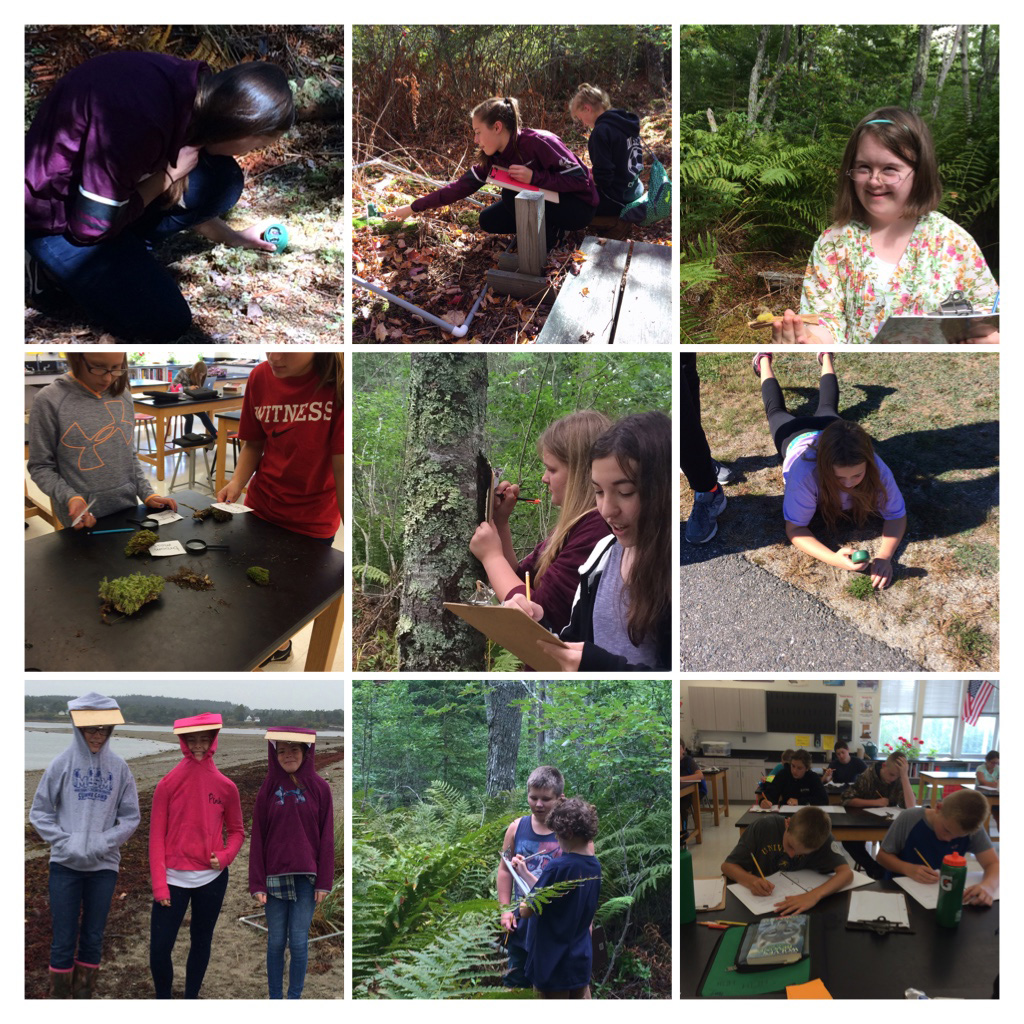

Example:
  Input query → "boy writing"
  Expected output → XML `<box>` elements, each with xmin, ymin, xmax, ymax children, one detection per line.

<box><xmin>875</xmin><ymin>788</ymin><xmax>999</xmax><ymax>906</ymax></box>
<box><xmin>519</xmin><ymin>797</ymin><xmax>601</xmax><ymax>999</ymax></box>
<box><xmin>497</xmin><ymin>765</ymin><xmax>564</xmax><ymax>988</ymax></box>
<box><xmin>758</xmin><ymin>749</ymin><xmax>828</xmax><ymax>807</ymax></box>
<box><xmin>721</xmin><ymin>806</ymin><xmax>854</xmax><ymax>916</ymax></box>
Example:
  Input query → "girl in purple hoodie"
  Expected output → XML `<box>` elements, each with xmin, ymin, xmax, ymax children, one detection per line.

<box><xmin>249</xmin><ymin>728</ymin><xmax>335</xmax><ymax>999</ymax></box>
<box><xmin>390</xmin><ymin>95</ymin><xmax>597</xmax><ymax>249</ymax></box>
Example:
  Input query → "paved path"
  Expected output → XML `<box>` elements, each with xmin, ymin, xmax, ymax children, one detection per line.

<box><xmin>680</xmin><ymin>553</ymin><xmax>923</xmax><ymax>672</ymax></box>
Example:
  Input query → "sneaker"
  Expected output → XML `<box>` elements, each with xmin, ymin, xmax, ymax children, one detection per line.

<box><xmin>259</xmin><ymin>639</ymin><xmax>293</xmax><ymax>668</ymax></box>
<box><xmin>685</xmin><ymin>487</ymin><xmax>727</xmax><ymax>544</ymax></box>
<box><xmin>712</xmin><ymin>459</ymin><xmax>733</xmax><ymax>485</ymax></box>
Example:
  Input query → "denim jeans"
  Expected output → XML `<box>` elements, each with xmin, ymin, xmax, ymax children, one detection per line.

<box><xmin>264</xmin><ymin>877</ymin><xmax>317</xmax><ymax>999</ymax></box>
<box><xmin>48</xmin><ymin>861</ymin><xmax>119</xmax><ymax>970</ymax></box>
<box><xmin>26</xmin><ymin>153</ymin><xmax>243</xmax><ymax>341</ymax></box>
<box><xmin>149</xmin><ymin>868</ymin><xmax>229</xmax><ymax>999</ymax></box>
<box><xmin>182</xmin><ymin>412</ymin><xmax>217</xmax><ymax>436</ymax></box>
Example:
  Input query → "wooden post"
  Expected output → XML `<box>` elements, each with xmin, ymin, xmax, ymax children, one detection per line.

<box><xmin>515</xmin><ymin>190</ymin><xmax>547</xmax><ymax>276</ymax></box>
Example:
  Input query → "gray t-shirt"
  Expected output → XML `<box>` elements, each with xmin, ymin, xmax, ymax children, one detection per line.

<box><xmin>880</xmin><ymin>806</ymin><xmax>993</xmax><ymax>863</ymax></box>
<box><xmin>591</xmin><ymin>543</ymin><xmax>659</xmax><ymax>666</ymax></box>
<box><xmin>725</xmin><ymin>814</ymin><xmax>847</xmax><ymax>876</ymax></box>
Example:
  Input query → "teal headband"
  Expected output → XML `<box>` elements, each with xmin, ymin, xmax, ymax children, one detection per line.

<box><xmin>865</xmin><ymin>118</ymin><xmax>893</xmax><ymax>124</ymax></box>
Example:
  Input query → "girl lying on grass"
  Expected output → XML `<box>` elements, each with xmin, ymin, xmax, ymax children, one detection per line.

<box><xmin>770</xmin><ymin>107</ymin><xmax>998</xmax><ymax>344</ymax></box>
<box><xmin>753</xmin><ymin>351</ymin><xmax>907</xmax><ymax>588</ymax></box>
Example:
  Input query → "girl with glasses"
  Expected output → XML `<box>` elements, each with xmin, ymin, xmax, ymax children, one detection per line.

<box><xmin>27</xmin><ymin>350</ymin><xmax>178</xmax><ymax>529</ymax></box>
<box><xmin>769</xmin><ymin>106</ymin><xmax>998</xmax><ymax>343</ymax></box>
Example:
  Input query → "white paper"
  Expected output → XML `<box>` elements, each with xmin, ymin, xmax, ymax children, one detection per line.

<box><xmin>848</xmin><ymin>890</ymin><xmax>910</xmax><ymax>928</ymax></box>
<box><xmin>148</xmin><ymin>509</ymin><xmax>183</xmax><ymax>525</ymax></box>
<box><xmin>864</xmin><ymin>806</ymin><xmax>906</xmax><ymax>819</ymax></box>
<box><xmin>727</xmin><ymin>869</ymin><xmax>872</xmax><ymax>916</ymax></box>
<box><xmin>213</xmin><ymin>502</ymin><xmax>252</xmax><ymax>514</ymax></box>
<box><xmin>694</xmin><ymin>878</ymin><xmax>725</xmax><ymax>911</ymax></box>
<box><xmin>146</xmin><ymin>541</ymin><xmax>187</xmax><ymax>558</ymax></box>
<box><xmin>748</xmin><ymin>803</ymin><xmax>846</xmax><ymax>814</ymax></box>
<box><xmin>895</xmin><ymin>871</ymin><xmax>999</xmax><ymax>910</ymax></box>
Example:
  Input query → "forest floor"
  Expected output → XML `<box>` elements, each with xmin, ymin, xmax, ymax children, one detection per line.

<box><xmin>679</xmin><ymin>353</ymin><xmax>999</xmax><ymax>671</ymax></box>
<box><xmin>351</xmin><ymin>99</ymin><xmax>672</xmax><ymax>344</ymax></box>
<box><xmin>25</xmin><ymin>730</ymin><xmax>344</xmax><ymax>999</ymax></box>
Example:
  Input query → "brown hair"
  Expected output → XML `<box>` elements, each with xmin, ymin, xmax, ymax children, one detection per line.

<box><xmin>570</xmin><ymin>83</ymin><xmax>610</xmax><ymax>115</ymax></box>
<box><xmin>833</xmin><ymin>106</ymin><xmax>942</xmax><ymax>226</ymax></box>
<box><xmin>834</xmin><ymin>740</ymin><xmax>849</xmax><ymax>752</ymax></box>
<box><xmin>527</xmin><ymin>765</ymin><xmax>565</xmax><ymax>796</ymax></box>
<box><xmin>65</xmin><ymin>352</ymin><xmax>129</xmax><ymax>396</ymax></box>
<box><xmin>547</xmin><ymin>796</ymin><xmax>599</xmax><ymax>842</ymax></box>
<box><xmin>985</xmin><ymin>750</ymin><xmax>999</xmax><ymax>762</ymax></box>
<box><xmin>534</xmin><ymin>410</ymin><xmax>613</xmax><ymax>585</ymax></box>
<box><xmin>471</xmin><ymin>96</ymin><xmax>523</xmax><ymax>161</ymax></box>
<box><xmin>788</xmin><ymin>806</ymin><xmax>832</xmax><ymax>850</ymax></box>
<box><xmin>808</xmin><ymin>420</ymin><xmax>884</xmax><ymax>532</ymax></box>
<box><xmin>310</xmin><ymin>352</ymin><xmax>343</xmax><ymax>405</ymax></box>
<box><xmin>781</xmin><ymin>749</ymin><xmax>795</xmax><ymax>763</ymax></box>
<box><xmin>186</xmin><ymin>360</ymin><xmax>208</xmax><ymax>387</ymax></box>
<box><xmin>884</xmin><ymin>752</ymin><xmax>907</xmax><ymax>768</ymax></box>
<box><xmin>790</xmin><ymin>749</ymin><xmax>812</xmax><ymax>769</ymax></box>
<box><xmin>590</xmin><ymin>411</ymin><xmax>671</xmax><ymax>648</ymax></box>
<box><xmin>938</xmin><ymin>788</ymin><xmax>988</xmax><ymax>833</ymax></box>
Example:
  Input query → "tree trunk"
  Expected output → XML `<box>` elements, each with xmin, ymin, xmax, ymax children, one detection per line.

<box><xmin>931</xmin><ymin>26</ymin><xmax>961</xmax><ymax>120</ymax></box>
<box><xmin>960</xmin><ymin>27</ymin><xmax>973</xmax><ymax>123</ymax></box>
<box><xmin>909</xmin><ymin>25</ymin><xmax>933</xmax><ymax>112</ymax></box>
<box><xmin>397</xmin><ymin>354</ymin><xmax>488</xmax><ymax>670</ymax></box>
<box><xmin>485</xmin><ymin>681</ymin><xmax>528</xmax><ymax>795</ymax></box>
<box><xmin>747</xmin><ymin>26</ymin><xmax>771</xmax><ymax>127</ymax></box>
<box><xmin>762</xmin><ymin>26</ymin><xmax>792</xmax><ymax>131</ymax></box>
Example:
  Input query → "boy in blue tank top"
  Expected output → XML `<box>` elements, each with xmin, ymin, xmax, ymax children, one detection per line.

<box><xmin>498</xmin><ymin>765</ymin><xmax>564</xmax><ymax>987</ymax></box>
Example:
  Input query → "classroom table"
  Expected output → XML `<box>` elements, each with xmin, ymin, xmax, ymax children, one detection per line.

<box><xmin>681</xmin><ymin>878</ymin><xmax>999</xmax><ymax>998</ymax></box>
<box><xmin>214</xmin><ymin>409</ymin><xmax>243</xmax><ymax>494</ymax></box>
<box><xmin>917</xmin><ymin>770</ymin><xmax>978</xmax><ymax>805</ymax></box>
<box><xmin>702</xmin><ymin>767</ymin><xmax>730</xmax><ymax>825</ymax></box>
<box><xmin>736</xmin><ymin>808</ymin><xmax>895</xmax><ymax>843</ymax></box>
<box><xmin>681</xmin><ymin>781</ymin><xmax>703</xmax><ymax>846</ymax></box>
<box><xmin>24</xmin><ymin>490</ymin><xmax>343</xmax><ymax>672</ymax></box>
<box><xmin>133</xmin><ymin>394</ymin><xmax>244</xmax><ymax>481</ymax></box>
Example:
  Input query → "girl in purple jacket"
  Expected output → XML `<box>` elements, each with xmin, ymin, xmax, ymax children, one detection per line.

<box><xmin>390</xmin><ymin>96</ymin><xmax>597</xmax><ymax>249</ymax></box>
<box><xmin>26</xmin><ymin>53</ymin><xmax>294</xmax><ymax>341</ymax></box>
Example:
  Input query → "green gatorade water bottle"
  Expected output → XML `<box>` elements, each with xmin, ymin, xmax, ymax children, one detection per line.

<box><xmin>935</xmin><ymin>851</ymin><xmax>967</xmax><ymax>927</ymax></box>
<box><xmin>680</xmin><ymin>845</ymin><xmax>696</xmax><ymax>925</ymax></box>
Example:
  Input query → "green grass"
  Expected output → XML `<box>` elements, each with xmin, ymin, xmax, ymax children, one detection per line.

<box><xmin>845</xmin><ymin>575</ymin><xmax>874</xmax><ymax>600</ymax></box>
<box><xmin>946</xmin><ymin>617</ymin><xmax>993</xmax><ymax>660</ymax></box>
<box><xmin>952</xmin><ymin>541</ymin><xmax>999</xmax><ymax>577</ymax></box>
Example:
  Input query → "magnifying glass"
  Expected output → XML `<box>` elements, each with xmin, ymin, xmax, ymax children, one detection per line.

<box><xmin>184</xmin><ymin>539</ymin><xmax>230</xmax><ymax>554</ymax></box>
<box><xmin>126</xmin><ymin>517</ymin><xmax>160</xmax><ymax>530</ymax></box>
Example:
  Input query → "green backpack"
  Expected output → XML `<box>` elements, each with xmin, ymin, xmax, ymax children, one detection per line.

<box><xmin>620</xmin><ymin>144</ymin><xmax>671</xmax><ymax>226</ymax></box>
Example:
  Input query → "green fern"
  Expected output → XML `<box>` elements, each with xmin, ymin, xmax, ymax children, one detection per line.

<box><xmin>352</xmin><ymin>563</ymin><xmax>391</xmax><ymax>587</ymax></box>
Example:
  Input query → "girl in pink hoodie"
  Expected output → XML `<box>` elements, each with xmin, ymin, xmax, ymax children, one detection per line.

<box><xmin>148</xmin><ymin>713</ymin><xmax>244</xmax><ymax>999</ymax></box>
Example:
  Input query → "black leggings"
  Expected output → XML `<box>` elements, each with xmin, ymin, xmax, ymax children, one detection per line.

<box><xmin>762</xmin><ymin>373</ymin><xmax>841</xmax><ymax>459</ymax></box>
<box><xmin>680</xmin><ymin>354</ymin><xmax>716</xmax><ymax>493</ymax></box>
<box><xmin>479</xmin><ymin>189</ymin><xmax>595</xmax><ymax>250</ymax></box>
<box><xmin>150</xmin><ymin>869</ymin><xmax>228</xmax><ymax>999</ymax></box>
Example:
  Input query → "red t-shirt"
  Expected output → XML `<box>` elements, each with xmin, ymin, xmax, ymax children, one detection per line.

<box><xmin>238</xmin><ymin>362</ymin><xmax>343</xmax><ymax>539</ymax></box>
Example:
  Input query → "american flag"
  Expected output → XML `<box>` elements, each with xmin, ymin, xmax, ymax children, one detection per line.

<box><xmin>962</xmin><ymin>681</ymin><xmax>995</xmax><ymax>726</ymax></box>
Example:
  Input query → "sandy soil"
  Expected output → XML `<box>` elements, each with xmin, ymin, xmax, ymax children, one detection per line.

<box><xmin>25</xmin><ymin>728</ymin><xmax>344</xmax><ymax>999</ymax></box>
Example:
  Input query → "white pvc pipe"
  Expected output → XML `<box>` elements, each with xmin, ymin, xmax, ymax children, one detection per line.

<box><xmin>353</xmin><ymin>276</ymin><xmax>489</xmax><ymax>339</ymax></box>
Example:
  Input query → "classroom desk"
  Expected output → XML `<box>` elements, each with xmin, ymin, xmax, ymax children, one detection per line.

<box><xmin>24</xmin><ymin>490</ymin><xmax>344</xmax><ymax>672</ymax></box>
<box><xmin>133</xmin><ymin>394</ymin><xmax>244</xmax><ymax>481</ymax></box>
<box><xmin>214</xmin><ymin>409</ymin><xmax>243</xmax><ymax>493</ymax></box>
<box><xmin>681</xmin><ymin>781</ymin><xmax>703</xmax><ymax>845</ymax></box>
<box><xmin>917</xmin><ymin>770</ymin><xmax>978</xmax><ymax>805</ymax></box>
<box><xmin>702</xmin><ymin>768</ymin><xmax>730</xmax><ymax>825</ymax></box>
<box><xmin>681</xmin><ymin>879</ymin><xmax>999</xmax><ymax>998</ymax></box>
<box><xmin>736</xmin><ymin>809</ymin><xmax>894</xmax><ymax>843</ymax></box>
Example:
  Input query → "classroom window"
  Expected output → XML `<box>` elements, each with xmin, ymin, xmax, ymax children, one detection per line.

<box><xmin>961</xmin><ymin>715</ymin><xmax>998</xmax><ymax>757</ymax></box>
<box><xmin>878</xmin><ymin>714</ymin><xmax>913</xmax><ymax>752</ymax></box>
<box><xmin>920</xmin><ymin>717</ymin><xmax>954</xmax><ymax>756</ymax></box>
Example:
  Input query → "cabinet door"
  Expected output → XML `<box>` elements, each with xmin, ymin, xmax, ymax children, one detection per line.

<box><xmin>739</xmin><ymin>688</ymin><xmax>767</xmax><ymax>732</ymax></box>
<box><xmin>714</xmin><ymin>687</ymin><xmax>741</xmax><ymax>731</ymax></box>
<box><xmin>688</xmin><ymin>687</ymin><xmax>717</xmax><ymax>730</ymax></box>
<box><xmin>741</xmin><ymin>767</ymin><xmax>765</xmax><ymax>803</ymax></box>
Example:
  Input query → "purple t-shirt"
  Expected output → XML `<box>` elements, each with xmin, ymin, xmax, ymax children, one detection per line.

<box><xmin>782</xmin><ymin>431</ymin><xmax>905</xmax><ymax>527</ymax></box>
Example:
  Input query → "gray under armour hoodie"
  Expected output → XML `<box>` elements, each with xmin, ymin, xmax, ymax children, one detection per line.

<box><xmin>29</xmin><ymin>693</ymin><xmax>141</xmax><ymax>872</ymax></box>
<box><xmin>28</xmin><ymin>372</ymin><xmax>154</xmax><ymax>527</ymax></box>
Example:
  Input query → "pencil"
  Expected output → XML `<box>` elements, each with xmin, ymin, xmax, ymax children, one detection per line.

<box><xmin>525</xmin><ymin>572</ymin><xmax>531</xmax><ymax>603</ymax></box>
<box><xmin>750</xmin><ymin>854</ymin><xmax>767</xmax><ymax>880</ymax></box>
<box><xmin>914</xmin><ymin>848</ymin><xmax>933</xmax><ymax>869</ymax></box>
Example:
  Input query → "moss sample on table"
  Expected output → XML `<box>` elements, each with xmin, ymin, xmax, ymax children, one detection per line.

<box><xmin>124</xmin><ymin>530</ymin><xmax>159</xmax><ymax>556</ymax></box>
<box><xmin>98</xmin><ymin>574</ymin><xmax>165</xmax><ymax>615</ymax></box>
<box><xmin>247</xmin><ymin>566</ymin><xmax>270</xmax><ymax>586</ymax></box>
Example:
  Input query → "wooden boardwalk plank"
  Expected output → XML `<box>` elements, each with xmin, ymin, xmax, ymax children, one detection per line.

<box><xmin>535</xmin><ymin>236</ymin><xmax>629</xmax><ymax>345</ymax></box>
<box><xmin>613</xmin><ymin>242</ymin><xmax>673</xmax><ymax>344</ymax></box>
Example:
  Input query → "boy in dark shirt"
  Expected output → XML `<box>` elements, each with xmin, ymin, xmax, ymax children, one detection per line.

<box><xmin>758</xmin><ymin>749</ymin><xmax>828</xmax><ymax>807</ymax></box>
<box><xmin>520</xmin><ymin>797</ymin><xmax>601</xmax><ymax>998</ymax></box>
<box><xmin>823</xmin><ymin>741</ymin><xmax>868</xmax><ymax>784</ymax></box>
<box><xmin>721</xmin><ymin>806</ymin><xmax>853</xmax><ymax>916</ymax></box>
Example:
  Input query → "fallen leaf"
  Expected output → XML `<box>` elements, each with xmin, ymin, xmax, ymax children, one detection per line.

<box><xmin>374</xmin><ymin>323</ymin><xmax>387</xmax><ymax>341</ymax></box>
<box><xmin>581</xmin><ymin>288</ymin><xmax>589</xmax><ymax>297</ymax></box>
<box><xmin>246</xmin><ymin>302</ymin><xmax>263</xmax><ymax>319</ymax></box>
<box><xmin>442</xmin><ymin>310</ymin><xmax>466</xmax><ymax>327</ymax></box>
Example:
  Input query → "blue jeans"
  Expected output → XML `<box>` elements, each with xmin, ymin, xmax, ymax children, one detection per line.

<box><xmin>48</xmin><ymin>861</ymin><xmax>119</xmax><ymax>970</ymax></box>
<box><xmin>26</xmin><ymin>153</ymin><xmax>243</xmax><ymax>341</ymax></box>
<box><xmin>149</xmin><ymin>869</ymin><xmax>229</xmax><ymax>999</ymax></box>
<box><xmin>264</xmin><ymin>877</ymin><xmax>317</xmax><ymax>999</ymax></box>
<box><xmin>183</xmin><ymin>412</ymin><xmax>217</xmax><ymax>436</ymax></box>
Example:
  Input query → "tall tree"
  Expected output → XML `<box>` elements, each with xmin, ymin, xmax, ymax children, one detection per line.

<box><xmin>909</xmin><ymin>25</ymin><xmax>933</xmax><ymax>112</ymax></box>
<box><xmin>397</xmin><ymin>354</ymin><xmax>488</xmax><ymax>670</ymax></box>
<box><xmin>959</xmin><ymin>28</ymin><xmax>973</xmax><ymax>123</ymax></box>
<box><xmin>931</xmin><ymin>26</ymin><xmax>962</xmax><ymax>120</ymax></box>
<box><xmin>485</xmin><ymin>681</ymin><xmax>527</xmax><ymax>795</ymax></box>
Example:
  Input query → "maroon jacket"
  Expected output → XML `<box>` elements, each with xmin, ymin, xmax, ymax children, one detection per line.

<box><xmin>506</xmin><ymin>508</ymin><xmax>611</xmax><ymax>633</ymax></box>
<box><xmin>411</xmin><ymin>127</ymin><xmax>598</xmax><ymax>212</ymax></box>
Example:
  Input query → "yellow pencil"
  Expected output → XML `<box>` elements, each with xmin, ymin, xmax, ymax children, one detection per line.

<box><xmin>525</xmin><ymin>571</ymin><xmax>531</xmax><ymax>602</ymax></box>
<box><xmin>914</xmin><ymin>848</ymin><xmax>933</xmax><ymax>869</ymax></box>
<box><xmin>751</xmin><ymin>854</ymin><xmax>767</xmax><ymax>880</ymax></box>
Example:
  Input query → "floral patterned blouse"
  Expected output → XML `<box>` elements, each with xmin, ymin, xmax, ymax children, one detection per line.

<box><xmin>801</xmin><ymin>211</ymin><xmax>998</xmax><ymax>343</ymax></box>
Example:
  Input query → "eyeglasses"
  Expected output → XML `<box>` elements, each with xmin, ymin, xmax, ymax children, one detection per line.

<box><xmin>83</xmin><ymin>360</ymin><xmax>127</xmax><ymax>378</ymax></box>
<box><xmin>846</xmin><ymin>167</ymin><xmax>913</xmax><ymax>186</ymax></box>
<box><xmin>82</xmin><ymin>727</ymin><xmax>112</xmax><ymax>737</ymax></box>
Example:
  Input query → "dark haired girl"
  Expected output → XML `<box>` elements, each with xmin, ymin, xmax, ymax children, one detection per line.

<box><xmin>389</xmin><ymin>95</ymin><xmax>597</xmax><ymax>249</ymax></box>
<box><xmin>771</xmin><ymin>106</ymin><xmax>998</xmax><ymax>343</ymax></box>
<box><xmin>26</xmin><ymin>53</ymin><xmax>295</xmax><ymax>340</ymax></box>
<box><xmin>753</xmin><ymin>351</ymin><xmax>907</xmax><ymax>588</ymax></box>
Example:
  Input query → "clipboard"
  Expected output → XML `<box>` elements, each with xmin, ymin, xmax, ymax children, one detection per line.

<box><xmin>486</xmin><ymin>167</ymin><xmax>560</xmax><ymax>203</ymax></box>
<box><xmin>476</xmin><ymin>452</ymin><xmax>499</xmax><ymax>523</ymax></box>
<box><xmin>872</xmin><ymin>312</ymin><xmax>999</xmax><ymax>343</ymax></box>
<box><xmin>695</xmin><ymin>877</ymin><xmax>727</xmax><ymax>912</ymax></box>
<box><xmin>444</xmin><ymin>602</ymin><xmax>568</xmax><ymax>671</ymax></box>
<box><xmin>845</xmin><ymin>890</ymin><xmax>913</xmax><ymax>935</ymax></box>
